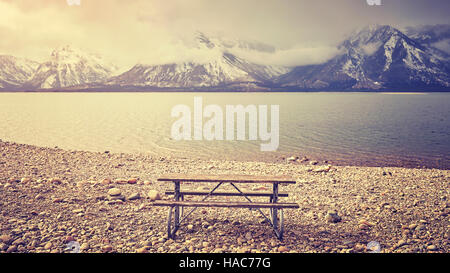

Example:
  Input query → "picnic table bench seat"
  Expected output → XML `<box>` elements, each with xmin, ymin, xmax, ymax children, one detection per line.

<box><xmin>151</xmin><ymin>200</ymin><xmax>300</xmax><ymax>209</ymax></box>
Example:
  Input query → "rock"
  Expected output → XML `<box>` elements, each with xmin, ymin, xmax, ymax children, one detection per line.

<box><xmin>354</xmin><ymin>243</ymin><xmax>366</xmax><ymax>252</ymax></box>
<box><xmin>309</xmin><ymin>160</ymin><xmax>318</xmax><ymax>165</ymax></box>
<box><xmin>0</xmin><ymin>243</ymin><xmax>7</xmax><ymax>251</ymax></box>
<box><xmin>6</xmin><ymin>245</ymin><xmax>17</xmax><ymax>253</ymax></box>
<box><xmin>21</xmin><ymin>178</ymin><xmax>31</xmax><ymax>183</ymax></box>
<box><xmin>49</xmin><ymin>178</ymin><xmax>62</xmax><ymax>184</ymax></box>
<box><xmin>127</xmin><ymin>192</ymin><xmax>140</xmax><ymax>201</ymax></box>
<box><xmin>101</xmin><ymin>178</ymin><xmax>111</xmax><ymax>185</ymax></box>
<box><xmin>286</xmin><ymin>156</ymin><xmax>297</xmax><ymax>163</ymax></box>
<box><xmin>396</xmin><ymin>240</ymin><xmax>407</xmax><ymax>248</ymax></box>
<box><xmin>187</xmin><ymin>224</ymin><xmax>194</xmax><ymax>231</ymax></box>
<box><xmin>108</xmin><ymin>188</ymin><xmax>122</xmax><ymax>196</ymax></box>
<box><xmin>148</xmin><ymin>190</ymin><xmax>161</xmax><ymax>201</ymax></box>
<box><xmin>108</xmin><ymin>194</ymin><xmax>125</xmax><ymax>201</ymax></box>
<box><xmin>278</xmin><ymin>246</ymin><xmax>289</xmax><ymax>252</ymax></box>
<box><xmin>0</xmin><ymin>234</ymin><xmax>13</xmax><ymax>244</ymax></box>
<box><xmin>313</xmin><ymin>165</ymin><xmax>331</xmax><ymax>173</ymax></box>
<box><xmin>63</xmin><ymin>236</ymin><xmax>75</xmax><ymax>243</ymax></box>
<box><xmin>44</xmin><ymin>242</ymin><xmax>52</xmax><ymax>250</ymax></box>
<box><xmin>299</xmin><ymin>156</ymin><xmax>308</xmax><ymax>162</ymax></box>
<box><xmin>102</xmin><ymin>245</ymin><xmax>113</xmax><ymax>253</ymax></box>
<box><xmin>136</xmin><ymin>247</ymin><xmax>148</xmax><ymax>253</ymax></box>
<box><xmin>128</xmin><ymin>178</ymin><xmax>137</xmax><ymax>184</ymax></box>
<box><xmin>80</xmin><ymin>243</ymin><xmax>89</xmax><ymax>251</ymax></box>
<box><xmin>143</xmin><ymin>181</ymin><xmax>152</xmax><ymax>185</ymax></box>
<box><xmin>359</xmin><ymin>219</ymin><xmax>375</xmax><ymax>227</ymax></box>
<box><xmin>12</xmin><ymin>238</ymin><xmax>25</xmax><ymax>246</ymax></box>
<box><xmin>245</xmin><ymin>232</ymin><xmax>253</xmax><ymax>240</ymax></box>
<box><xmin>106</xmin><ymin>199</ymin><xmax>124</xmax><ymax>205</ymax></box>
<box><xmin>325</xmin><ymin>210</ymin><xmax>341</xmax><ymax>223</ymax></box>
<box><xmin>427</xmin><ymin>245</ymin><xmax>437</xmax><ymax>251</ymax></box>
<box><xmin>72</xmin><ymin>209</ymin><xmax>84</xmax><ymax>214</ymax></box>
<box><xmin>415</xmin><ymin>225</ymin><xmax>426</xmax><ymax>231</ymax></box>
<box><xmin>114</xmin><ymin>179</ymin><xmax>128</xmax><ymax>184</ymax></box>
<box><xmin>35</xmin><ymin>194</ymin><xmax>44</xmax><ymax>200</ymax></box>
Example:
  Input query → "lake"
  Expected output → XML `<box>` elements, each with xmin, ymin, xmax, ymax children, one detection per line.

<box><xmin>0</xmin><ymin>92</ymin><xmax>449</xmax><ymax>169</ymax></box>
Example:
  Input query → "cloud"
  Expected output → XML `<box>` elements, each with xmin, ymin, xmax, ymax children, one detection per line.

<box><xmin>228</xmin><ymin>45</ymin><xmax>343</xmax><ymax>67</ymax></box>
<box><xmin>432</xmin><ymin>39</ymin><xmax>450</xmax><ymax>54</ymax></box>
<box><xmin>0</xmin><ymin>0</ymin><xmax>448</xmax><ymax>70</ymax></box>
<box><xmin>361</xmin><ymin>42</ymin><xmax>383</xmax><ymax>56</ymax></box>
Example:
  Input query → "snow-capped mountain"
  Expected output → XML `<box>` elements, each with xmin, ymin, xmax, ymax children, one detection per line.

<box><xmin>106</xmin><ymin>32</ymin><xmax>290</xmax><ymax>89</ymax></box>
<box><xmin>25</xmin><ymin>46</ymin><xmax>117</xmax><ymax>89</ymax></box>
<box><xmin>0</xmin><ymin>55</ymin><xmax>39</xmax><ymax>89</ymax></box>
<box><xmin>277</xmin><ymin>25</ymin><xmax>450</xmax><ymax>90</ymax></box>
<box><xmin>1</xmin><ymin>25</ymin><xmax>449</xmax><ymax>91</ymax></box>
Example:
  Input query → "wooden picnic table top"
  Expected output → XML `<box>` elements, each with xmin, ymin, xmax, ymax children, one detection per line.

<box><xmin>157</xmin><ymin>174</ymin><xmax>296</xmax><ymax>184</ymax></box>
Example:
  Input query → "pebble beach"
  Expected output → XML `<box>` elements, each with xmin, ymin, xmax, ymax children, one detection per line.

<box><xmin>0</xmin><ymin>140</ymin><xmax>448</xmax><ymax>253</ymax></box>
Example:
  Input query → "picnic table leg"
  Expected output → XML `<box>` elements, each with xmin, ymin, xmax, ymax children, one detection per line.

<box><xmin>168</xmin><ymin>181</ymin><xmax>181</xmax><ymax>239</ymax></box>
<box><xmin>271</xmin><ymin>183</ymin><xmax>284</xmax><ymax>240</ymax></box>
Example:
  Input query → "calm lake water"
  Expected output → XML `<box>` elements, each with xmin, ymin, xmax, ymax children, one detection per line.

<box><xmin>0</xmin><ymin>92</ymin><xmax>449</xmax><ymax>169</ymax></box>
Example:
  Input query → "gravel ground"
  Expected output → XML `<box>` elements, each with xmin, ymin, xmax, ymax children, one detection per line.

<box><xmin>0</xmin><ymin>140</ymin><xmax>448</xmax><ymax>253</ymax></box>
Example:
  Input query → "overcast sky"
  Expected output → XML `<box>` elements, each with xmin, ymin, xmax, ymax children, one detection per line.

<box><xmin>0</xmin><ymin>0</ymin><xmax>449</xmax><ymax>68</ymax></box>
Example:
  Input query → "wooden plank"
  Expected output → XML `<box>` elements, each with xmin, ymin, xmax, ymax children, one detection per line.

<box><xmin>150</xmin><ymin>200</ymin><xmax>300</xmax><ymax>209</ymax></box>
<box><xmin>165</xmin><ymin>190</ymin><xmax>289</xmax><ymax>197</ymax></box>
<box><xmin>157</xmin><ymin>174</ymin><xmax>296</xmax><ymax>184</ymax></box>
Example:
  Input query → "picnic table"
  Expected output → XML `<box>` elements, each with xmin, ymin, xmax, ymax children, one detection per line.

<box><xmin>153</xmin><ymin>174</ymin><xmax>299</xmax><ymax>240</ymax></box>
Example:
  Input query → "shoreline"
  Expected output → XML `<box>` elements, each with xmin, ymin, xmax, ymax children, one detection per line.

<box><xmin>0</xmin><ymin>138</ymin><xmax>447</xmax><ymax>171</ymax></box>
<box><xmin>0</xmin><ymin>140</ymin><xmax>449</xmax><ymax>253</ymax></box>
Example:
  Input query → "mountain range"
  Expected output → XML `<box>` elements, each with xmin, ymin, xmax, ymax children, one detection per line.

<box><xmin>1</xmin><ymin>24</ymin><xmax>449</xmax><ymax>91</ymax></box>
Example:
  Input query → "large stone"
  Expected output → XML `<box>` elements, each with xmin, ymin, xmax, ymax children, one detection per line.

<box><xmin>147</xmin><ymin>190</ymin><xmax>161</xmax><ymax>201</ymax></box>
<box><xmin>108</xmin><ymin>188</ymin><xmax>122</xmax><ymax>196</ymax></box>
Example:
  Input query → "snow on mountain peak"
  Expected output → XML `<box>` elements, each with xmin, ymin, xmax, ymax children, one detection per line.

<box><xmin>0</xmin><ymin>55</ymin><xmax>39</xmax><ymax>88</ymax></box>
<box><xmin>26</xmin><ymin>46</ymin><xmax>117</xmax><ymax>89</ymax></box>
